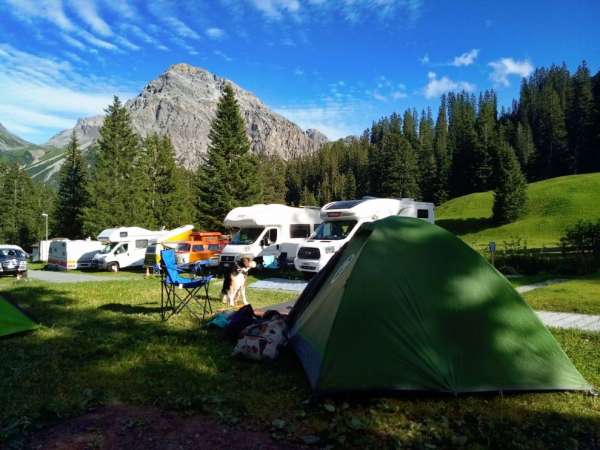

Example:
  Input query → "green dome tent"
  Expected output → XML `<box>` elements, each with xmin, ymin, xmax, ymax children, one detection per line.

<box><xmin>288</xmin><ymin>216</ymin><xmax>591</xmax><ymax>395</ymax></box>
<box><xmin>0</xmin><ymin>297</ymin><xmax>37</xmax><ymax>338</ymax></box>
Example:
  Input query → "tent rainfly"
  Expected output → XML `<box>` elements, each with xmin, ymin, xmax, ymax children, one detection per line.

<box><xmin>287</xmin><ymin>216</ymin><xmax>591</xmax><ymax>395</ymax></box>
<box><xmin>0</xmin><ymin>298</ymin><xmax>37</xmax><ymax>338</ymax></box>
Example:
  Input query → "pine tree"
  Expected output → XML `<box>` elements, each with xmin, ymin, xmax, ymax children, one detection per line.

<box><xmin>493</xmin><ymin>142</ymin><xmax>527</xmax><ymax>224</ymax></box>
<box><xmin>143</xmin><ymin>133</ymin><xmax>193</xmax><ymax>228</ymax></box>
<box><xmin>432</xmin><ymin>95</ymin><xmax>450</xmax><ymax>205</ymax></box>
<box><xmin>514</xmin><ymin>121</ymin><xmax>536</xmax><ymax>175</ymax></box>
<box><xmin>55</xmin><ymin>132</ymin><xmax>89</xmax><ymax>238</ymax></box>
<box><xmin>567</xmin><ymin>62</ymin><xmax>596</xmax><ymax>173</ymax></box>
<box><xmin>259</xmin><ymin>153</ymin><xmax>287</xmax><ymax>204</ymax></box>
<box><xmin>418</xmin><ymin>108</ymin><xmax>436</xmax><ymax>201</ymax></box>
<box><xmin>83</xmin><ymin>96</ymin><xmax>147</xmax><ymax>235</ymax></box>
<box><xmin>379</xmin><ymin>134</ymin><xmax>420</xmax><ymax>198</ymax></box>
<box><xmin>196</xmin><ymin>84</ymin><xmax>261</xmax><ymax>229</ymax></box>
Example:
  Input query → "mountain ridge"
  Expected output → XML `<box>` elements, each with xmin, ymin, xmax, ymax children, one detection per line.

<box><xmin>44</xmin><ymin>63</ymin><xmax>327</xmax><ymax>171</ymax></box>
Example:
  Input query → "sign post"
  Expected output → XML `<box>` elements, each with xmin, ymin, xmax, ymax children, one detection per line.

<box><xmin>488</xmin><ymin>241</ymin><xmax>496</xmax><ymax>267</ymax></box>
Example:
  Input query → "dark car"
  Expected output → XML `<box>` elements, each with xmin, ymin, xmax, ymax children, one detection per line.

<box><xmin>0</xmin><ymin>245</ymin><xmax>28</xmax><ymax>278</ymax></box>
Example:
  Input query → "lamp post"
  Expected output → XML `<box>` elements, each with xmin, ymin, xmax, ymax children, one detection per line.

<box><xmin>41</xmin><ymin>213</ymin><xmax>48</xmax><ymax>241</ymax></box>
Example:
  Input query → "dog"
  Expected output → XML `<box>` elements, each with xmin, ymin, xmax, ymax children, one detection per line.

<box><xmin>221</xmin><ymin>257</ymin><xmax>256</xmax><ymax>307</ymax></box>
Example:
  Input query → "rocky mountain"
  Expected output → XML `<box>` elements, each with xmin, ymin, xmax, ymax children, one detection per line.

<box><xmin>45</xmin><ymin>63</ymin><xmax>327</xmax><ymax>169</ymax></box>
<box><xmin>46</xmin><ymin>116</ymin><xmax>104</xmax><ymax>151</ymax></box>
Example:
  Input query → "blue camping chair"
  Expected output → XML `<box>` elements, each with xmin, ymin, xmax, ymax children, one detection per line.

<box><xmin>160</xmin><ymin>249</ymin><xmax>214</xmax><ymax>321</ymax></box>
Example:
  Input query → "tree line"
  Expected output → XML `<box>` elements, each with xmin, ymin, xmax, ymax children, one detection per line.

<box><xmin>1</xmin><ymin>61</ymin><xmax>598</xmax><ymax>249</ymax></box>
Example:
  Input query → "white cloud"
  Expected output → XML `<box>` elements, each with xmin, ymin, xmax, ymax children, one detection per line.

<box><xmin>424</xmin><ymin>72</ymin><xmax>475</xmax><ymax>99</ymax></box>
<box><xmin>6</xmin><ymin>0</ymin><xmax>75</xmax><ymax>31</ymax></box>
<box><xmin>163</xmin><ymin>16</ymin><xmax>201</xmax><ymax>40</ymax></box>
<box><xmin>488</xmin><ymin>57</ymin><xmax>534</xmax><ymax>86</ymax></box>
<box><xmin>0</xmin><ymin>44</ymin><xmax>135</xmax><ymax>142</ymax></box>
<box><xmin>452</xmin><ymin>48</ymin><xmax>479</xmax><ymax>67</ymax></box>
<box><xmin>213</xmin><ymin>49</ymin><xmax>233</xmax><ymax>61</ymax></box>
<box><xmin>68</xmin><ymin>0</ymin><xmax>112</xmax><ymax>36</ymax></box>
<box><xmin>247</xmin><ymin>0</ymin><xmax>300</xmax><ymax>19</ymax></box>
<box><xmin>77</xmin><ymin>30</ymin><xmax>118</xmax><ymax>51</ymax></box>
<box><xmin>275</xmin><ymin>104</ymin><xmax>356</xmax><ymax>139</ymax></box>
<box><xmin>206</xmin><ymin>27</ymin><xmax>225</xmax><ymax>39</ymax></box>
<box><xmin>121</xmin><ymin>24</ymin><xmax>168</xmax><ymax>51</ymax></box>
<box><xmin>419</xmin><ymin>53</ymin><xmax>429</xmax><ymax>64</ymax></box>
<box><xmin>61</xmin><ymin>33</ymin><xmax>86</xmax><ymax>50</ymax></box>
<box><xmin>294</xmin><ymin>67</ymin><xmax>305</xmax><ymax>76</ymax></box>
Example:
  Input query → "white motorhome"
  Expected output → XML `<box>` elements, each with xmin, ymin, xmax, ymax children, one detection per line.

<box><xmin>31</xmin><ymin>240</ymin><xmax>51</xmax><ymax>263</ymax></box>
<box><xmin>219</xmin><ymin>204</ymin><xmax>322</xmax><ymax>269</ymax></box>
<box><xmin>48</xmin><ymin>239</ymin><xmax>104</xmax><ymax>270</ymax></box>
<box><xmin>294</xmin><ymin>198</ymin><xmax>435</xmax><ymax>274</ymax></box>
<box><xmin>92</xmin><ymin>225</ymin><xmax>193</xmax><ymax>271</ymax></box>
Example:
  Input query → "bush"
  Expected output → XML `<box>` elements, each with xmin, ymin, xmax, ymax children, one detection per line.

<box><xmin>560</xmin><ymin>219</ymin><xmax>600</xmax><ymax>255</ymax></box>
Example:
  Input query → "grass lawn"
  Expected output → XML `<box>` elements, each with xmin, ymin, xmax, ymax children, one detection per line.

<box><xmin>1</xmin><ymin>276</ymin><xmax>599</xmax><ymax>449</ymax></box>
<box><xmin>436</xmin><ymin>172</ymin><xmax>600</xmax><ymax>249</ymax></box>
<box><xmin>522</xmin><ymin>273</ymin><xmax>600</xmax><ymax>315</ymax></box>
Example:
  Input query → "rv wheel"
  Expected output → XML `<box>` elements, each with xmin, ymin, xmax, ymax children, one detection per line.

<box><xmin>108</xmin><ymin>262</ymin><xmax>119</xmax><ymax>272</ymax></box>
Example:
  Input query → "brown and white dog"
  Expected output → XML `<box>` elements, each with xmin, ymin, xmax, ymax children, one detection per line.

<box><xmin>221</xmin><ymin>257</ymin><xmax>256</xmax><ymax>307</ymax></box>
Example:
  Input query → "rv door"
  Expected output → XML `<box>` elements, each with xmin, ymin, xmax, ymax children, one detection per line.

<box><xmin>260</xmin><ymin>228</ymin><xmax>279</xmax><ymax>256</ymax></box>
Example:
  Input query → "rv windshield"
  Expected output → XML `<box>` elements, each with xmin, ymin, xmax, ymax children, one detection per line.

<box><xmin>310</xmin><ymin>220</ymin><xmax>357</xmax><ymax>241</ymax></box>
<box><xmin>100</xmin><ymin>242</ymin><xmax>119</xmax><ymax>254</ymax></box>
<box><xmin>231</xmin><ymin>227</ymin><xmax>264</xmax><ymax>245</ymax></box>
<box><xmin>177</xmin><ymin>243</ymin><xmax>191</xmax><ymax>252</ymax></box>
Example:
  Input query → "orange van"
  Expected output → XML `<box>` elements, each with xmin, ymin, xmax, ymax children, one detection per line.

<box><xmin>175</xmin><ymin>232</ymin><xmax>229</xmax><ymax>265</ymax></box>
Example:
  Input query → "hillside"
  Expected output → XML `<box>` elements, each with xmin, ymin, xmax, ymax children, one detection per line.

<box><xmin>42</xmin><ymin>63</ymin><xmax>327</xmax><ymax>179</ymax></box>
<box><xmin>0</xmin><ymin>123</ymin><xmax>46</xmax><ymax>165</ymax></box>
<box><xmin>436</xmin><ymin>173</ymin><xmax>600</xmax><ymax>249</ymax></box>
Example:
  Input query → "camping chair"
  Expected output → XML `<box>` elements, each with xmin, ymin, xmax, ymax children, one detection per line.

<box><xmin>160</xmin><ymin>249</ymin><xmax>214</xmax><ymax>321</ymax></box>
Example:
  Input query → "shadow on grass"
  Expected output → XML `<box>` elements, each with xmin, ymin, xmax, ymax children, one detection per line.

<box><xmin>436</xmin><ymin>217</ymin><xmax>494</xmax><ymax>235</ymax></box>
<box><xmin>1</xmin><ymin>253</ymin><xmax>599</xmax><ymax>450</ymax></box>
<box><xmin>98</xmin><ymin>303</ymin><xmax>164</xmax><ymax>315</ymax></box>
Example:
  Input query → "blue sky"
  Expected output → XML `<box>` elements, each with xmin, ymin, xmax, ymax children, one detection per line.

<box><xmin>0</xmin><ymin>0</ymin><xmax>599</xmax><ymax>144</ymax></box>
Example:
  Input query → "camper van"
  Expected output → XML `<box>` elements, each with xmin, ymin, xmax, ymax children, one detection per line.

<box><xmin>219</xmin><ymin>204</ymin><xmax>322</xmax><ymax>269</ymax></box>
<box><xmin>92</xmin><ymin>225</ymin><xmax>193</xmax><ymax>271</ymax></box>
<box><xmin>48</xmin><ymin>239</ymin><xmax>104</xmax><ymax>270</ymax></box>
<box><xmin>294</xmin><ymin>198</ymin><xmax>435</xmax><ymax>274</ymax></box>
<box><xmin>31</xmin><ymin>240</ymin><xmax>51</xmax><ymax>263</ymax></box>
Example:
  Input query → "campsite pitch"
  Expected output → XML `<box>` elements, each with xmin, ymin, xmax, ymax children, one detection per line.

<box><xmin>1</xmin><ymin>276</ymin><xmax>599</xmax><ymax>449</ymax></box>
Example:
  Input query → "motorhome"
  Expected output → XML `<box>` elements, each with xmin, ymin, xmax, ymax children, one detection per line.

<box><xmin>93</xmin><ymin>225</ymin><xmax>193</xmax><ymax>271</ymax></box>
<box><xmin>219</xmin><ymin>204</ymin><xmax>322</xmax><ymax>269</ymax></box>
<box><xmin>48</xmin><ymin>239</ymin><xmax>104</xmax><ymax>270</ymax></box>
<box><xmin>31</xmin><ymin>240</ymin><xmax>51</xmax><ymax>263</ymax></box>
<box><xmin>294</xmin><ymin>198</ymin><xmax>435</xmax><ymax>274</ymax></box>
<box><xmin>174</xmin><ymin>232</ymin><xmax>229</xmax><ymax>265</ymax></box>
<box><xmin>143</xmin><ymin>226</ymin><xmax>198</xmax><ymax>268</ymax></box>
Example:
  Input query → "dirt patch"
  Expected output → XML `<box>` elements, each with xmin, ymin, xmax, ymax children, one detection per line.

<box><xmin>25</xmin><ymin>405</ymin><xmax>307</xmax><ymax>450</ymax></box>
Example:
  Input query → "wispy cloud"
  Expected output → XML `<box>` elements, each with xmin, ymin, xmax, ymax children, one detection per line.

<box><xmin>488</xmin><ymin>57</ymin><xmax>533</xmax><ymax>86</ymax></box>
<box><xmin>0</xmin><ymin>44</ymin><xmax>135</xmax><ymax>142</ymax></box>
<box><xmin>121</xmin><ymin>24</ymin><xmax>168</xmax><ymax>51</ymax></box>
<box><xmin>423</xmin><ymin>71</ymin><xmax>475</xmax><ymax>99</ymax></box>
<box><xmin>6</xmin><ymin>0</ymin><xmax>75</xmax><ymax>31</ymax></box>
<box><xmin>68</xmin><ymin>0</ymin><xmax>112</xmax><ymax>36</ymax></box>
<box><xmin>246</xmin><ymin>0</ymin><xmax>423</xmax><ymax>24</ymax></box>
<box><xmin>452</xmin><ymin>48</ymin><xmax>479</xmax><ymax>67</ymax></box>
<box><xmin>61</xmin><ymin>33</ymin><xmax>86</xmax><ymax>50</ymax></box>
<box><xmin>164</xmin><ymin>16</ymin><xmax>201</xmax><ymax>39</ymax></box>
<box><xmin>214</xmin><ymin>49</ymin><xmax>233</xmax><ymax>61</ymax></box>
<box><xmin>206</xmin><ymin>27</ymin><xmax>226</xmax><ymax>39</ymax></box>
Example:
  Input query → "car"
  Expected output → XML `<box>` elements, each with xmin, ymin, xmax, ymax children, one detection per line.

<box><xmin>0</xmin><ymin>245</ymin><xmax>28</xmax><ymax>278</ymax></box>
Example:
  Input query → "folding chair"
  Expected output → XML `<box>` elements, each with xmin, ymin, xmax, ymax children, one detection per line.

<box><xmin>160</xmin><ymin>249</ymin><xmax>214</xmax><ymax>321</ymax></box>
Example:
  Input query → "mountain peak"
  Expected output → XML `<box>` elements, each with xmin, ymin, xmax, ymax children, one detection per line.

<box><xmin>42</xmin><ymin>63</ymin><xmax>327</xmax><ymax>176</ymax></box>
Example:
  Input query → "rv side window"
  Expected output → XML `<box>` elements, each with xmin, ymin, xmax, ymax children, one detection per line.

<box><xmin>120</xmin><ymin>232</ymin><xmax>128</xmax><ymax>238</ymax></box>
<box><xmin>208</xmin><ymin>244</ymin><xmax>219</xmax><ymax>251</ymax></box>
<box><xmin>192</xmin><ymin>245</ymin><xmax>205</xmax><ymax>252</ymax></box>
<box><xmin>290</xmin><ymin>224</ymin><xmax>311</xmax><ymax>238</ymax></box>
<box><xmin>417</xmin><ymin>209</ymin><xmax>429</xmax><ymax>219</ymax></box>
<box><xmin>135</xmin><ymin>239</ymin><xmax>149</xmax><ymax>249</ymax></box>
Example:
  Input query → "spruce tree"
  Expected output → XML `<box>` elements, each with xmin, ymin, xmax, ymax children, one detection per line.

<box><xmin>432</xmin><ymin>96</ymin><xmax>450</xmax><ymax>205</ymax></box>
<box><xmin>83</xmin><ymin>96</ymin><xmax>147</xmax><ymax>235</ymax></box>
<box><xmin>379</xmin><ymin>134</ymin><xmax>420</xmax><ymax>198</ymax></box>
<box><xmin>196</xmin><ymin>84</ymin><xmax>261</xmax><ymax>229</ymax></box>
<box><xmin>143</xmin><ymin>133</ymin><xmax>193</xmax><ymax>228</ymax></box>
<box><xmin>567</xmin><ymin>62</ymin><xmax>595</xmax><ymax>173</ymax></box>
<box><xmin>258</xmin><ymin>153</ymin><xmax>287</xmax><ymax>204</ymax></box>
<box><xmin>493</xmin><ymin>142</ymin><xmax>527</xmax><ymax>224</ymax></box>
<box><xmin>418</xmin><ymin>108</ymin><xmax>436</xmax><ymax>201</ymax></box>
<box><xmin>55</xmin><ymin>132</ymin><xmax>89</xmax><ymax>238</ymax></box>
